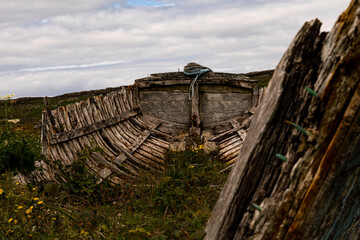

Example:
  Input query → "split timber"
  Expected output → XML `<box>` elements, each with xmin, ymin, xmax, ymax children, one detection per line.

<box><xmin>40</xmin><ymin>71</ymin><xmax>264</xmax><ymax>183</ymax></box>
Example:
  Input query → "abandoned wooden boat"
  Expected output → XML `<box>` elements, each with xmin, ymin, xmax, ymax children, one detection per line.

<box><xmin>39</xmin><ymin>63</ymin><xmax>266</xmax><ymax>183</ymax></box>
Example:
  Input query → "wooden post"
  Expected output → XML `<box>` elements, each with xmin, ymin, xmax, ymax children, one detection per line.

<box><xmin>251</xmin><ymin>83</ymin><xmax>259</xmax><ymax>108</ymax></box>
<box><xmin>41</xmin><ymin>96</ymin><xmax>50</xmax><ymax>156</ymax></box>
<box><xmin>190</xmin><ymin>81</ymin><xmax>201</xmax><ymax>137</ymax></box>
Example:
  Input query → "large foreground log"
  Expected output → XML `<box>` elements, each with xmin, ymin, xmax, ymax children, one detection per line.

<box><xmin>206</xmin><ymin>0</ymin><xmax>360</xmax><ymax>239</ymax></box>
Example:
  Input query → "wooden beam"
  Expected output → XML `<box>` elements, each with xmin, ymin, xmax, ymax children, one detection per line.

<box><xmin>210</xmin><ymin>115</ymin><xmax>254</xmax><ymax>142</ymax></box>
<box><xmin>137</xmin><ymin>79</ymin><xmax>254</xmax><ymax>89</ymax></box>
<box><xmin>190</xmin><ymin>81</ymin><xmax>201</xmax><ymax>136</ymax></box>
<box><xmin>91</xmin><ymin>152</ymin><xmax>135</xmax><ymax>178</ymax></box>
<box><xmin>49</xmin><ymin>107</ymin><xmax>141</xmax><ymax>145</ymax></box>
<box><xmin>113</xmin><ymin>121</ymin><xmax>161</xmax><ymax>166</ymax></box>
<box><xmin>230</xmin><ymin>119</ymin><xmax>247</xmax><ymax>141</ymax></box>
<box><xmin>251</xmin><ymin>83</ymin><xmax>259</xmax><ymax>108</ymax></box>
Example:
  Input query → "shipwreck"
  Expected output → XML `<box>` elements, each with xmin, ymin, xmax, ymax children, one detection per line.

<box><xmin>37</xmin><ymin>63</ymin><xmax>267</xmax><ymax>184</ymax></box>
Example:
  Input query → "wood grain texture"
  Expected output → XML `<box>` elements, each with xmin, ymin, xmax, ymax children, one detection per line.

<box><xmin>206</xmin><ymin>1</ymin><xmax>360</xmax><ymax>239</ymax></box>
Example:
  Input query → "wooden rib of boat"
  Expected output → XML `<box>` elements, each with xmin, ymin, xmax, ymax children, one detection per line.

<box><xmin>39</xmin><ymin>65</ymin><xmax>267</xmax><ymax>183</ymax></box>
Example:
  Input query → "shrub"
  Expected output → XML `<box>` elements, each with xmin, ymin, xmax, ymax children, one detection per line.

<box><xmin>0</xmin><ymin>93</ymin><xmax>41</xmax><ymax>173</ymax></box>
<box><xmin>0</xmin><ymin>130</ymin><xmax>39</xmax><ymax>173</ymax></box>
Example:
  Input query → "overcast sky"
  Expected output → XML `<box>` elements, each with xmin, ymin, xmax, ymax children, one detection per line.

<box><xmin>0</xmin><ymin>0</ymin><xmax>349</xmax><ymax>97</ymax></box>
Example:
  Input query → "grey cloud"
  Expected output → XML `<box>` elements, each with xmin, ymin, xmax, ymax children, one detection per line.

<box><xmin>0</xmin><ymin>0</ymin><xmax>350</xmax><ymax>97</ymax></box>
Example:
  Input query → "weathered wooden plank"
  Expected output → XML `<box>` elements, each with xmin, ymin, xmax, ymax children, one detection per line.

<box><xmin>132</xmin><ymin>122</ymin><xmax>160</xmax><ymax>152</ymax></box>
<box><xmin>130</xmin><ymin>117</ymin><xmax>175</xmax><ymax>141</ymax></box>
<box><xmin>191</xmin><ymin>79</ymin><xmax>201</xmax><ymax>136</ymax></box>
<box><xmin>148</xmin><ymin>136</ymin><xmax>171</xmax><ymax>149</ymax></box>
<box><xmin>133</xmin><ymin>152</ymin><xmax>163</xmax><ymax>169</ymax></box>
<box><xmin>81</xmin><ymin>99</ymin><xmax>117</xmax><ymax>158</ymax></box>
<box><xmin>136</xmin><ymin>78</ymin><xmax>254</xmax><ymax>89</ymax></box>
<box><xmin>73</xmin><ymin>102</ymin><xmax>95</xmax><ymax>148</ymax></box>
<box><xmin>112</xmin><ymin>121</ymin><xmax>161</xmax><ymax>164</ymax></box>
<box><xmin>210</xmin><ymin>115</ymin><xmax>253</xmax><ymax>141</ymax></box>
<box><xmin>41</xmin><ymin>110</ymin><xmax>50</xmax><ymax>156</ymax></box>
<box><xmin>201</xmin><ymin>93</ymin><xmax>252</xmax><ymax>101</ymax></box>
<box><xmin>219</xmin><ymin>140</ymin><xmax>242</xmax><ymax>156</ymax></box>
<box><xmin>51</xmin><ymin>107</ymin><xmax>76</xmax><ymax>164</ymax></box>
<box><xmin>49</xmin><ymin>108</ymin><xmax>141</xmax><ymax>145</ymax></box>
<box><xmin>56</xmin><ymin>106</ymin><xmax>81</xmax><ymax>162</ymax></box>
<box><xmin>218</xmin><ymin>135</ymin><xmax>239</xmax><ymax>148</ymax></box>
<box><xmin>91</xmin><ymin>152</ymin><xmax>135</xmax><ymax>178</ymax></box>
<box><xmin>205</xmin><ymin>4</ymin><xmax>360</xmax><ymax>237</ymax></box>
<box><xmin>109</xmin><ymin>93</ymin><xmax>138</xmax><ymax>145</ymax></box>
<box><xmin>141</xmin><ymin>141</ymin><xmax>167</xmax><ymax>157</ymax></box>
<box><xmin>117</xmin><ymin>91</ymin><xmax>144</xmax><ymax>135</ymax></box>
<box><xmin>230</xmin><ymin>120</ymin><xmax>247</xmax><ymax>141</ymax></box>
<box><xmin>220</xmin><ymin>144</ymin><xmax>243</xmax><ymax>162</ymax></box>
<box><xmin>205</xmin><ymin>19</ymin><xmax>325</xmax><ymax>240</ymax></box>
<box><xmin>139</xmin><ymin>92</ymin><xmax>188</xmax><ymax>101</ymax></box>
<box><xmin>251</xmin><ymin>83</ymin><xmax>259</xmax><ymax>108</ymax></box>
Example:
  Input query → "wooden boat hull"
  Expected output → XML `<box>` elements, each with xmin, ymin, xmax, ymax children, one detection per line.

<box><xmin>39</xmin><ymin>70</ymin><xmax>265</xmax><ymax>183</ymax></box>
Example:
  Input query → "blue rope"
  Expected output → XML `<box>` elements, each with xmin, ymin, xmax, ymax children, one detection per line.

<box><xmin>184</xmin><ymin>68</ymin><xmax>210</xmax><ymax>100</ymax></box>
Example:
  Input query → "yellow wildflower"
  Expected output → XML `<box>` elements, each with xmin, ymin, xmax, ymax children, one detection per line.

<box><xmin>15</xmin><ymin>182</ymin><xmax>19</xmax><ymax>185</ymax></box>
<box><xmin>189</xmin><ymin>165</ymin><xmax>195</xmax><ymax>168</ymax></box>
<box><xmin>80</xmin><ymin>229</ymin><xmax>89</xmax><ymax>236</ymax></box>
<box><xmin>37</xmin><ymin>201</ymin><xmax>44</xmax><ymax>205</ymax></box>
<box><xmin>0</xmin><ymin>189</ymin><xmax>3</xmax><ymax>194</ymax></box>
<box><xmin>26</xmin><ymin>206</ymin><xmax>33</xmax><ymax>214</ymax></box>
<box><xmin>8</xmin><ymin>218</ymin><xmax>13</xmax><ymax>223</ymax></box>
<box><xmin>17</xmin><ymin>206</ymin><xmax>23</xmax><ymax>209</ymax></box>
<box><xmin>128</xmin><ymin>227</ymin><xmax>151</xmax><ymax>236</ymax></box>
<box><xmin>33</xmin><ymin>197</ymin><xmax>39</xmax><ymax>201</ymax></box>
<box><xmin>32</xmin><ymin>187</ymin><xmax>37</xmax><ymax>191</ymax></box>
<box><xmin>14</xmin><ymin>220</ymin><xmax>18</xmax><ymax>224</ymax></box>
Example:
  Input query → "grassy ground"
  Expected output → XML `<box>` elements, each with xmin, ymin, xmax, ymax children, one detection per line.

<box><xmin>0</xmin><ymin>93</ymin><xmax>229</xmax><ymax>239</ymax></box>
<box><xmin>0</xmin><ymin>144</ymin><xmax>228</xmax><ymax>239</ymax></box>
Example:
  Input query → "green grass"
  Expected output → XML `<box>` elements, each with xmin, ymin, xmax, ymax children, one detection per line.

<box><xmin>0</xmin><ymin>141</ymin><xmax>228</xmax><ymax>239</ymax></box>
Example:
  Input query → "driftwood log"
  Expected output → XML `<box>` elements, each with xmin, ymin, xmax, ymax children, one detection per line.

<box><xmin>206</xmin><ymin>0</ymin><xmax>360</xmax><ymax>239</ymax></box>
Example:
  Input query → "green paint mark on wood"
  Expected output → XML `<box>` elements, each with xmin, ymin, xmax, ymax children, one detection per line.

<box><xmin>285</xmin><ymin>120</ymin><xmax>310</xmax><ymax>136</ymax></box>
<box><xmin>305</xmin><ymin>86</ymin><xmax>318</xmax><ymax>97</ymax></box>
<box><xmin>276</xmin><ymin>154</ymin><xmax>288</xmax><ymax>162</ymax></box>
<box><xmin>251</xmin><ymin>203</ymin><xmax>262</xmax><ymax>211</ymax></box>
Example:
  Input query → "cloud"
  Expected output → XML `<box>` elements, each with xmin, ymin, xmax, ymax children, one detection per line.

<box><xmin>0</xmin><ymin>0</ymin><xmax>350</xmax><ymax>97</ymax></box>
<box><xmin>3</xmin><ymin>60</ymin><xmax>128</xmax><ymax>73</ymax></box>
